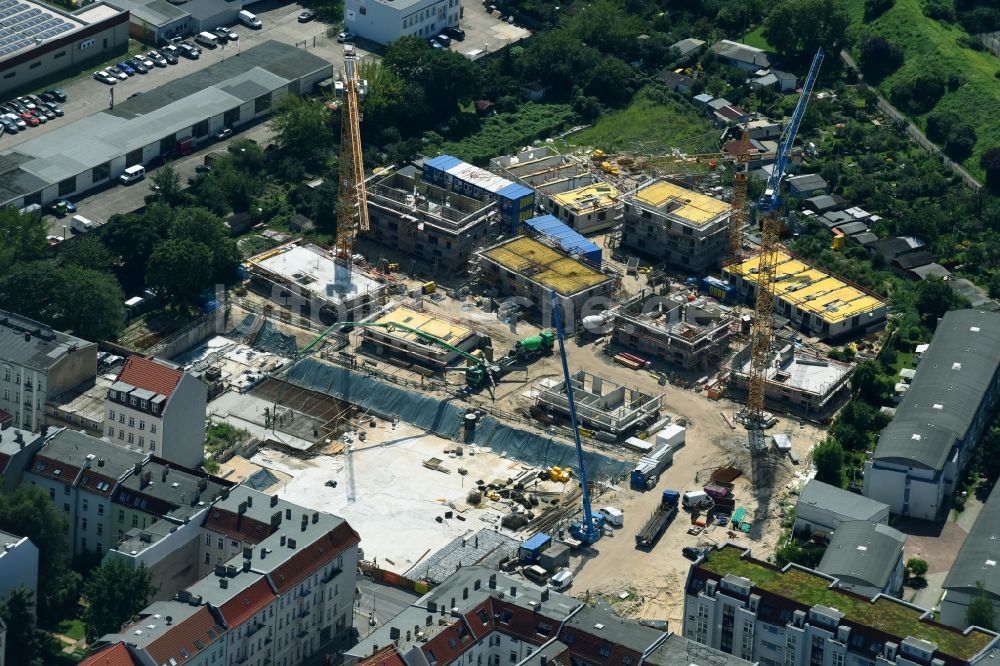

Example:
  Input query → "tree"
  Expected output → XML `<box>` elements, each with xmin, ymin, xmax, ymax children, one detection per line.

<box><xmin>146</xmin><ymin>238</ymin><xmax>213</xmax><ymax>307</ymax></box>
<box><xmin>981</xmin><ymin>147</ymin><xmax>1000</xmax><ymax>191</ymax></box>
<box><xmin>0</xmin><ymin>587</ymin><xmax>44</xmax><ymax>665</ymax></box>
<box><xmin>0</xmin><ymin>205</ymin><xmax>47</xmax><ymax>276</ymax></box>
<box><xmin>149</xmin><ymin>164</ymin><xmax>185</xmax><ymax>206</ymax></box>
<box><xmin>966</xmin><ymin>581</ymin><xmax>996</xmax><ymax>630</ymax></box>
<box><xmin>915</xmin><ymin>277</ymin><xmax>969</xmax><ymax>328</ymax></box>
<box><xmin>851</xmin><ymin>360</ymin><xmax>889</xmax><ymax>404</ymax></box>
<box><xmin>813</xmin><ymin>438</ymin><xmax>845</xmax><ymax>487</ymax></box>
<box><xmin>357</xmin><ymin>60</ymin><xmax>408</xmax><ymax>138</ymax></box>
<box><xmin>169</xmin><ymin>208</ymin><xmax>240</xmax><ymax>284</ymax></box>
<box><xmin>858</xmin><ymin>35</ymin><xmax>904</xmax><ymax>79</ymax></box>
<box><xmin>864</xmin><ymin>0</ymin><xmax>894</xmax><ymax>20</ymax></box>
<box><xmin>763</xmin><ymin>0</ymin><xmax>850</xmax><ymax>62</ymax></box>
<box><xmin>59</xmin><ymin>266</ymin><xmax>126</xmax><ymax>341</ymax></box>
<box><xmin>0</xmin><ymin>486</ymin><xmax>80</xmax><ymax>619</ymax></box>
<box><xmin>268</xmin><ymin>95</ymin><xmax>336</xmax><ymax>169</ymax></box>
<box><xmin>98</xmin><ymin>205</ymin><xmax>174</xmax><ymax>284</ymax></box>
<box><xmin>58</xmin><ymin>235</ymin><xmax>116</xmax><ymax>273</ymax></box>
<box><xmin>906</xmin><ymin>557</ymin><xmax>929</xmax><ymax>578</ymax></box>
<box><xmin>82</xmin><ymin>560</ymin><xmax>157</xmax><ymax>641</ymax></box>
<box><xmin>584</xmin><ymin>56</ymin><xmax>640</xmax><ymax>108</ymax></box>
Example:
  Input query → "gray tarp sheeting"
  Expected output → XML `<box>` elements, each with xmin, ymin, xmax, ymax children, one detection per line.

<box><xmin>286</xmin><ymin>359</ymin><xmax>632</xmax><ymax>480</ymax></box>
<box><xmin>230</xmin><ymin>314</ymin><xmax>298</xmax><ymax>357</ymax></box>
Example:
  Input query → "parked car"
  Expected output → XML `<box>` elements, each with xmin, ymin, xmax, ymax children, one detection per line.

<box><xmin>93</xmin><ymin>70</ymin><xmax>117</xmax><ymax>84</ymax></box>
<box><xmin>220</xmin><ymin>27</ymin><xmax>237</xmax><ymax>40</ymax></box>
<box><xmin>443</xmin><ymin>25</ymin><xmax>465</xmax><ymax>40</ymax></box>
<box><xmin>16</xmin><ymin>96</ymin><xmax>36</xmax><ymax>110</ymax></box>
<box><xmin>43</xmin><ymin>101</ymin><xmax>64</xmax><ymax>116</ymax></box>
<box><xmin>147</xmin><ymin>51</ymin><xmax>167</xmax><ymax>67</ymax></box>
<box><xmin>435</xmin><ymin>33</ymin><xmax>451</xmax><ymax>47</ymax></box>
<box><xmin>216</xmin><ymin>127</ymin><xmax>233</xmax><ymax>140</ymax></box>
<box><xmin>116</xmin><ymin>61</ymin><xmax>135</xmax><ymax>76</ymax></box>
<box><xmin>4</xmin><ymin>114</ymin><xmax>26</xmax><ymax>130</ymax></box>
<box><xmin>178</xmin><ymin>43</ymin><xmax>200</xmax><ymax>59</ymax></box>
<box><xmin>30</xmin><ymin>109</ymin><xmax>47</xmax><ymax>123</ymax></box>
<box><xmin>336</xmin><ymin>31</ymin><xmax>355</xmax><ymax>43</ymax></box>
<box><xmin>212</xmin><ymin>27</ymin><xmax>231</xmax><ymax>43</ymax></box>
<box><xmin>26</xmin><ymin>94</ymin><xmax>44</xmax><ymax>107</ymax></box>
<box><xmin>21</xmin><ymin>113</ymin><xmax>39</xmax><ymax>127</ymax></box>
<box><xmin>297</xmin><ymin>9</ymin><xmax>316</xmax><ymax>21</ymax></box>
<box><xmin>47</xmin><ymin>88</ymin><xmax>67</xmax><ymax>102</ymax></box>
<box><xmin>158</xmin><ymin>47</ymin><xmax>178</xmax><ymax>64</ymax></box>
<box><xmin>108</xmin><ymin>67</ymin><xmax>128</xmax><ymax>80</ymax></box>
<box><xmin>427</xmin><ymin>37</ymin><xmax>443</xmax><ymax>48</ymax></box>
<box><xmin>127</xmin><ymin>58</ymin><xmax>148</xmax><ymax>74</ymax></box>
<box><xmin>195</xmin><ymin>164</ymin><xmax>213</xmax><ymax>173</ymax></box>
<box><xmin>0</xmin><ymin>117</ymin><xmax>17</xmax><ymax>134</ymax></box>
<box><xmin>136</xmin><ymin>53</ymin><xmax>154</xmax><ymax>68</ymax></box>
<box><xmin>35</xmin><ymin>106</ymin><xmax>55</xmax><ymax>119</ymax></box>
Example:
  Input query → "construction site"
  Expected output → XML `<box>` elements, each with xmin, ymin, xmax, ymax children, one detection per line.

<box><xmin>147</xmin><ymin>45</ymin><xmax>892</xmax><ymax>636</ymax></box>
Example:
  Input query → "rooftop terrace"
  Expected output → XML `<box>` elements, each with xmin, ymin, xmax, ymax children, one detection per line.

<box><xmin>699</xmin><ymin>545</ymin><xmax>993</xmax><ymax>661</ymax></box>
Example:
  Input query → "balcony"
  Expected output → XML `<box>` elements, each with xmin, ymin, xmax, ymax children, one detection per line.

<box><xmin>246</xmin><ymin>623</ymin><xmax>265</xmax><ymax>638</ymax></box>
<box><xmin>321</xmin><ymin>567</ymin><xmax>343</xmax><ymax>584</ymax></box>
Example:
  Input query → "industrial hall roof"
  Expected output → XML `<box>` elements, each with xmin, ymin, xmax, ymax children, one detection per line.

<box><xmin>873</xmin><ymin>309</ymin><xmax>1000</xmax><ymax>470</ymax></box>
<box><xmin>943</xmin><ymin>481</ymin><xmax>1000</xmax><ymax>599</ymax></box>
<box><xmin>817</xmin><ymin>520</ymin><xmax>906</xmax><ymax>593</ymax></box>
<box><xmin>797</xmin><ymin>479</ymin><xmax>889</xmax><ymax>523</ymax></box>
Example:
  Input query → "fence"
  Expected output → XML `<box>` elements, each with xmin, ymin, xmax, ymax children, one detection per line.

<box><xmin>359</xmin><ymin>560</ymin><xmax>432</xmax><ymax>594</ymax></box>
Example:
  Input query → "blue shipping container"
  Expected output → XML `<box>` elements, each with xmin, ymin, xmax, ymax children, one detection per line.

<box><xmin>701</xmin><ymin>276</ymin><xmax>734</xmax><ymax>302</ymax></box>
<box><xmin>523</xmin><ymin>215</ymin><xmax>602</xmax><ymax>267</ymax></box>
<box><xmin>518</xmin><ymin>532</ymin><xmax>552</xmax><ymax>562</ymax></box>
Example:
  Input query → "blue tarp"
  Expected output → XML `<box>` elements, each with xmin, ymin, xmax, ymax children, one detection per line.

<box><xmin>285</xmin><ymin>359</ymin><xmax>632</xmax><ymax>480</ymax></box>
<box><xmin>524</xmin><ymin>214</ymin><xmax>602</xmax><ymax>267</ymax></box>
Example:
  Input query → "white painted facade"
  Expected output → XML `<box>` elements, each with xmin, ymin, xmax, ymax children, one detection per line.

<box><xmin>344</xmin><ymin>0</ymin><xmax>460</xmax><ymax>45</ymax></box>
<box><xmin>0</xmin><ymin>532</ymin><xmax>38</xmax><ymax>612</ymax></box>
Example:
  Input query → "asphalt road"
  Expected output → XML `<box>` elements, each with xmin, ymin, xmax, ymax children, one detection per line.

<box><xmin>354</xmin><ymin>577</ymin><xmax>421</xmax><ymax>632</ymax></box>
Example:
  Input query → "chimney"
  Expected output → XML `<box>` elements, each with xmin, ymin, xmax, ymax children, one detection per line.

<box><xmin>238</xmin><ymin>501</ymin><xmax>247</xmax><ymax>515</ymax></box>
<box><xmin>510</xmin><ymin>586</ymin><xmax>516</xmax><ymax>597</ymax></box>
<box><xmin>488</xmin><ymin>574</ymin><xmax>497</xmax><ymax>589</ymax></box>
<box><xmin>15</xmin><ymin>431</ymin><xmax>24</xmax><ymax>449</ymax></box>
<box><xmin>287</xmin><ymin>538</ymin><xmax>296</xmax><ymax>549</ymax></box>
<box><xmin>540</xmin><ymin>657</ymin><xmax>547</xmax><ymax>666</ymax></box>
<box><xmin>220</xmin><ymin>578</ymin><xmax>229</xmax><ymax>589</ymax></box>
<box><xmin>98</xmin><ymin>458</ymin><xmax>105</xmax><ymax>467</ymax></box>
<box><xmin>246</xmin><ymin>495</ymin><xmax>252</xmax><ymax>508</ymax></box>
<box><xmin>133</xmin><ymin>461</ymin><xmax>142</xmax><ymax>476</ymax></box>
<box><xmin>271</xmin><ymin>494</ymin><xmax>279</xmax><ymax>507</ymax></box>
<box><xmin>312</xmin><ymin>511</ymin><xmax>318</xmax><ymax>524</ymax></box>
<box><xmin>389</xmin><ymin>627</ymin><xmax>400</xmax><ymax>640</ymax></box>
<box><xmin>285</xmin><ymin>508</ymin><xmax>291</xmax><ymax>519</ymax></box>
<box><xmin>166</xmin><ymin>616</ymin><xmax>172</xmax><ymax>626</ymax></box>
<box><xmin>161</xmin><ymin>467</ymin><xmax>167</xmax><ymax>482</ymax></box>
<box><xmin>281</xmin><ymin>535</ymin><xmax>287</xmax><ymax>546</ymax></box>
<box><xmin>540</xmin><ymin>589</ymin><xmax>549</xmax><ymax>602</ymax></box>
<box><xmin>242</xmin><ymin>559</ymin><xmax>251</xmax><ymax>572</ymax></box>
<box><xmin>221</xmin><ymin>487</ymin><xmax>230</xmax><ymax>500</ymax></box>
<box><xmin>463</xmin><ymin>587</ymin><xmax>468</xmax><ymax>600</ymax></box>
<box><xmin>23</xmin><ymin>331</ymin><xmax>30</xmax><ymax>341</ymax></box>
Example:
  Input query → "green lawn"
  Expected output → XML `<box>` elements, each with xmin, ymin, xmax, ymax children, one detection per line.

<box><xmin>742</xmin><ymin>26</ymin><xmax>772</xmax><ymax>51</ymax></box>
<box><xmin>888</xmin><ymin>349</ymin><xmax>915</xmax><ymax>379</ymax></box>
<box><xmin>851</xmin><ymin>0</ymin><xmax>1000</xmax><ymax>181</ymax></box>
<box><xmin>431</xmin><ymin>103</ymin><xmax>576</xmax><ymax>166</ymax></box>
<box><xmin>701</xmin><ymin>545</ymin><xmax>992</xmax><ymax>659</ymax></box>
<box><xmin>57</xmin><ymin>619</ymin><xmax>86</xmax><ymax>642</ymax></box>
<box><xmin>565</xmin><ymin>92</ymin><xmax>715</xmax><ymax>154</ymax></box>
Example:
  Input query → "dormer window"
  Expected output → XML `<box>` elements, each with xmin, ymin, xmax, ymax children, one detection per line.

<box><xmin>140</xmin><ymin>399</ymin><xmax>147</xmax><ymax>409</ymax></box>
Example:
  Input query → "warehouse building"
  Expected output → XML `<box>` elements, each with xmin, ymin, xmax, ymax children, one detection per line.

<box><xmin>728</xmin><ymin>344</ymin><xmax>853</xmax><ymax>417</ymax></box>
<box><xmin>817</xmin><ymin>521</ymin><xmax>907</xmax><ymax>599</ymax></box>
<box><xmin>685</xmin><ymin>545</ymin><xmax>997</xmax><ymax>666</ymax></box>
<box><xmin>344</xmin><ymin>0</ymin><xmax>460</xmax><ymax>46</ymax></box>
<box><xmin>793</xmin><ymin>479</ymin><xmax>891</xmax><ymax>539</ymax></box>
<box><xmin>612</xmin><ymin>288</ymin><xmax>731</xmax><ymax>371</ymax></box>
<box><xmin>0</xmin><ymin>1</ymin><xmax>128</xmax><ymax>98</ymax></box>
<box><xmin>105</xmin><ymin>0</ymin><xmax>242</xmax><ymax>44</ymax></box>
<box><xmin>723</xmin><ymin>248</ymin><xmax>887</xmax><ymax>340</ymax></box>
<box><xmin>0</xmin><ymin>41</ymin><xmax>332</xmax><ymax>209</ymax></box>
<box><xmin>367</xmin><ymin>165</ymin><xmax>498</xmax><ymax>274</ymax></box>
<box><xmin>360</xmin><ymin>306</ymin><xmax>482</xmax><ymax>371</ymax></box>
<box><xmin>246</xmin><ymin>241</ymin><xmax>386</xmax><ymax>325</ymax></box>
<box><xmin>941</xmin><ymin>483</ymin><xmax>1000</xmax><ymax>629</ymax></box>
<box><xmin>621</xmin><ymin>179</ymin><xmax>732</xmax><ymax>272</ymax></box>
<box><xmin>423</xmin><ymin>155</ymin><xmax>534</xmax><ymax>236</ymax></box>
<box><xmin>864</xmin><ymin>309</ymin><xmax>1000</xmax><ymax>521</ymax></box>
<box><xmin>475</xmin><ymin>236</ymin><xmax>616</xmax><ymax>333</ymax></box>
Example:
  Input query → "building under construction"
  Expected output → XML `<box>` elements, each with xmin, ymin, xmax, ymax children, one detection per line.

<box><xmin>475</xmin><ymin>236</ymin><xmax>616</xmax><ymax>333</ymax></box>
<box><xmin>723</xmin><ymin>248</ymin><xmax>887</xmax><ymax>340</ymax></box>
<box><xmin>367</xmin><ymin>166</ymin><xmax>499</xmax><ymax>273</ymax></box>
<box><xmin>727</xmin><ymin>343</ymin><xmax>853</xmax><ymax>417</ymax></box>
<box><xmin>532</xmin><ymin>370</ymin><xmax>662</xmax><ymax>438</ymax></box>
<box><xmin>359</xmin><ymin>306</ymin><xmax>483</xmax><ymax>371</ymax></box>
<box><xmin>246</xmin><ymin>241</ymin><xmax>386</xmax><ymax>324</ymax></box>
<box><xmin>621</xmin><ymin>179</ymin><xmax>732</xmax><ymax>272</ymax></box>
<box><xmin>612</xmin><ymin>287</ymin><xmax>732</xmax><ymax>371</ymax></box>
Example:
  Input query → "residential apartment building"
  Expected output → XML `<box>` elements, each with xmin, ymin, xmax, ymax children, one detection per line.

<box><xmin>621</xmin><ymin>179</ymin><xmax>732</xmax><ymax>273</ymax></box>
<box><xmin>0</xmin><ymin>309</ymin><xmax>97</xmax><ymax>432</ymax></box>
<box><xmin>367</xmin><ymin>166</ymin><xmax>499</xmax><ymax>274</ymax></box>
<box><xmin>104</xmin><ymin>355</ymin><xmax>207</xmax><ymax>468</ymax></box>
<box><xmin>864</xmin><ymin>310</ymin><xmax>1000</xmax><ymax>520</ymax></box>
<box><xmin>347</xmin><ymin>566</ymin><xmax>752</xmax><ymax>666</ymax></box>
<box><xmin>345</xmin><ymin>0</ymin><xmax>461</xmax><ymax>46</ymax></box>
<box><xmin>0</xmin><ymin>529</ymin><xmax>38</xmax><ymax>613</ymax></box>
<box><xmin>423</xmin><ymin>155</ymin><xmax>534</xmax><ymax>236</ymax></box>
<box><xmin>940</xmin><ymin>482</ymin><xmax>1000</xmax><ymax>629</ymax></box>
<box><xmin>685</xmin><ymin>544</ymin><xmax>999</xmax><ymax>666</ymax></box>
<box><xmin>90</xmin><ymin>486</ymin><xmax>361</xmax><ymax>666</ymax></box>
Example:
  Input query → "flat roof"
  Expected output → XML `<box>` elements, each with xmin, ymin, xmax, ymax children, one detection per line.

<box><xmin>0</xmin><ymin>0</ymin><xmax>87</xmax><ymax>64</ymax></box>
<box><xmin>248</xmin><ymin>243</ymin><xmax>382</xmax><ymax>304</ymax></box>
<box><xmin>697</xmin><ymin>545</ymin><xmax>994</xmax><ymax>661</ymax></box>
<box><xmin>550</xmin><ymin>183</ymin><xmax>618</xmax><ymax>213</ymax></box>
<box><xmin>631</xmin><ymin>180</ymin><xmax>729</xmax><ymax>227</ymax></box>
<box><xmin>373</xmin><ymin>307</ymin><xmax>473</xmax><ymax>346</ymax></box>
<box><xmin>725</xmin><ymin>249</ymin><xmax>884</xmax><ymax>324</ymax></box>
<box><xmin>0</xmin><ymin>309</ymin><xmax>94</xmax><ymax>371</ymax></box>
<box><xmin>481</xmin><ymin>236</ymin><xmax>610</xmax><ymax>296</ymax></box>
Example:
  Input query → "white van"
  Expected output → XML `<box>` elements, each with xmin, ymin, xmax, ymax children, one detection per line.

<box><xmin>523</xmin><ymin>565</ymin><xmax>548</xmax><ymax>585</ymax></box>
<box><xmin>599</xmin><ymin>506</ymin><xmax>624</xmax><ymax>527</ymax></box>
<box><xmin>119</xmin><ymin>165</ymin><xmax>145</xmax><ymax>185</ymax></box>
<box><xmin>70</xmin><ymin>215</ymin><xmax>95</xmax><ymax>233</ymax></box>
<box><xmin>549</xmin><ymin>569</ymin><xmax>573</xmax><ymax>591</ymax></box>
<box><xmin>195</xmin><ymin>31</ymin><xmax>219</xmax><ymax>48</ymax></box>
<box><xmin>238</xmin><ymin>10</ymin><xmax>262</xmax><ymax>28</ymax></box>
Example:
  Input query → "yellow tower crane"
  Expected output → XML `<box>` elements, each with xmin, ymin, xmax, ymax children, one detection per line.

<box><xmin>334</xmin><ymin>45</ymin><xmax>369</xmax><ymax>274</ymax></box>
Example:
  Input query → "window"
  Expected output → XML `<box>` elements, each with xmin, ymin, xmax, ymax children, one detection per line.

<box><xmin>119</xmin><ymin>510</ymin><xmax>125</xmax><ymax>522</ymax></box>
<box><xmin>118</xmin><ymin>431</ymin><xmax>124</xmax><ymax>440</ymax></box>
<box><xmin>58</xmin><ymin>176</ymin><xmax>76</xmax><ymax>196</ymax></box>
<box><xmin>599</xmin><ymin>646</ymin><xmax>611</xmax><ymax>658</ymax></box>
<box><xmin>150</xmin><ymin>424</ymin><xmax>157</xmax><ymax>433</ymax></box>
<box><xmin>192</xmin><ymin>120</ymin><xmax>209</xmax><ymax>138</ymax></box>
<box><xmin>64</xmin><ymin>485</ymin><xmax>70</xmax><ymax>495</ymax></box>
<box><xmin>509</xmin><ymin>653</ymin><xmax>517</xmax><ymax>663</ymax></box>
<box><xmin>82</xmin><ymin>538</ymin><xmax>87</xmax><ymax>549</ymax></box>
<box><xmin>129</xmin><ymin>396</ymin><xmax>137</xmax><ymax>407</ymax></box>
<box><xmin>831</xmin><ymin>652</ymin><xmax>844</xmax><ymax>666</ymax></box>
<box><xmin>49</xmin><ymin>488</ymin><xmax>55</xmax><ymax>500</ymax></box>
<box><xmin>624</xmin><ymin>658</ymin><xmax>633</xmax><ymax>666</ymax></box>
<box><xmin>64</xmin><ymin>503</ymin><xmax>69</xmax><ymax>512</ymax></box>
<box><xmin>205</xmin><ymin>553</ymin><xmax>211</xmax><ymax>564</ymax></box>
<box><xmin>54</xmin><ymin>50</ymin><xmax>66</xmax><ymax>59</ymax></box>
<box><xmin>96</xmin><ymin>543</ymin><xmax>102</xmax><ymax>554</ymax></box>
<box><xmin>139</xmin><ymin>437</ymin><xmax>144</xmax><ymax>447</ymax></box>
<box><xmin>499</xmin><ymin>609</ymin><xmax>512</xmax><ymax>624</ymax></box>
<box><xmin>139</xmin><ymin>420</ymin><xmax>144</xmax><ymax>430</ymax></box>
<box><xmin>82</xmin><ymin>499</ymin><xmax>88</xmax><ymax>511</ymax></box>
<box><xmin>97</xmin><ymin>524</ymin><xmax>103</xmax><ymax>536</ymax></box>
<box><xmin>132</xmin><ymin>515</ymin><xmax>138</xmax><ymax>527</ymax></box>
<box><xmin>98</xmin><ymin>504</ymin><xmax>103</xmax><ymax>516</ymax></box>
<box><xmin>128</xmin><ymin>417</ymin><xmax>134</xmax><ymax>427</ymax></box>
<box><xmin>127</xmin><ymin>433</ymin><xmax>134</xmax><ymax>443</ymax></box>
<box><xmin>92</xmin><ymin>162</ymin><xmax>110</xmax><ymax>182</ymax></box>
<box><xmin>150</xmin><ymin>440</ymin><xmax>156</xmax><ymax>451</ymax></box>
<box><xmin>2</xmin><ymin>369</ymin><xmax>8</xmax><ymax>381</ymax></box>
<box><xmin>206</xmin><ymin>534</ymin><xmax>211</xmax><ymax>545</ymax></box>
<box><xmin>139</xmin><ymin>399</ymin><xmax>147</xmax><ymax>409</ymax></box>
<box><xmin>218</xmin><ymin>537</ymin><xmax>224</xmax><ymax>549</ymax></box>
<box><xmin>119</xmin><ymin>414</ymin><xmax>124</xmax><ymax>423</ymax></box>
<box><xmin>254</xmin><ymin>94</ymin><xmax>271</xmax><ymax>113</ymax></box>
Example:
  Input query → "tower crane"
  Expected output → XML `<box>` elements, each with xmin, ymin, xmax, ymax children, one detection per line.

<box><xmin>334</xmin><ymin>45</ymin><xmax>369</xmax><ymax>280</ymax></box>
<box><xmin>744</xmin><ymin>47</ymin><xmax>824</xmax><ymax>489</ymax></box>
<box><xmin>550</xmin><ymin>289</ymin><xmax>604</xmax><ymax>545</ymax></box>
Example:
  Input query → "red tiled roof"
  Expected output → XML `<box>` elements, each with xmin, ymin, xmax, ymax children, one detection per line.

<box><xmin>80</xmin><ymin>643</ymin><xmax>142</xmax><ymax>666</ymax></box>
<box><xmin>0</xmin><ymin>409</ymin><xmax>11</xmax><ymax>423</ymax></box>
<box><xmin>219</xmin><ymin>577</ymin><xmax>276</xmax><ymax>629</ymax></box>
<box><xmin>270</xmin><ymin>522</ymin><xmax>361</xmax><ymax>594</ymax></box>
<box><xmin>464</xmin><ymin>599</ymin><xmax>497</xmax><ymax>641</ymax></box>
<box><xmin>117</xmin><ymin>356</ymin><xmax>182</xmax><ymax>398</ymax></box>
<box><xmin>202</xmin><ymin>508</ymin><xmax>273</xmax><ymax>545</ymax></box>
<box><xmin>421</xmin><ymin>618</ymin><xmax>476</xmax><ymax>666</ymax></box>
<box><xmin>145</xmin><ymin>606</ymin><xmax>225</xmax><ymax>665</ymax></box>
<box><xmin>358</xmin><ymin>646</ymin><xmax>407</xmax><ymax>666</ymax></box>
<box><xmin>560</xmin><ymin>627</ymin><xmax>644</xmax><ymax>664</ymax></box>
<box><xmin>31</xmin><ymin>454</ymin><xmax>78</xmax><ymax>485</ymax></box>
<box><xmin>492</xmin><ymin>598</ymin><xmax>547</xmax><ymax>645</ymax></box>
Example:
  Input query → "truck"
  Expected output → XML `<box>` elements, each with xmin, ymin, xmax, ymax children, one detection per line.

<box><xmin>70</xmin><ymin>215</ymin><xmax>95</xmax><ymax>233</ymax></box>
<box><xmin>599</xmin><ymin>506</ymin><xmax>624</xmax><ymax>527</ymax></box>
<box><xmin>630</xmin><ymin>443</ymin><xmax>674</xmax><ymax>490</ymax></box>
<box><xmin>635</xmin><ymin>489</ymin><xmax>679</xmax><ymax>548</ymax></box>
<box><xmin>682</xmin><ymin>490</ymin><xmax>710</xmax><ymax>510</ymax></box>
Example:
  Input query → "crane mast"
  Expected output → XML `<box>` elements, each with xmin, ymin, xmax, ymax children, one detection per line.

<box><xmin>745</xmin><ymin>47</ymin><xmax>824</xmax><ymax>488</ymax></box>
<box><xmin>729</xmin><ymin>129</ymin><xmax>752</xmax><ymax>257</ymax></box>
<box><xmin>334</xmin><ymin>45</ymin><xmax>369</xmax><ymax>273</ymax></box>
